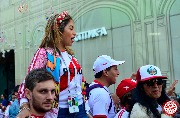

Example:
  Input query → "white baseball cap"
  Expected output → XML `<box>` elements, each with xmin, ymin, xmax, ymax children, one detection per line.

<box><xmin>136</xmin><ymin>65</ymin><xmax>167</xmax><ymax>83</ymax></box>
<box><xmin>93</xmin><ymin>55</ymin><xmax>125</xmax><ymax>75</ymax></box>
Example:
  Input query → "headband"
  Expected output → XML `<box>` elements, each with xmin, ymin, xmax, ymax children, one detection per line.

<box><xmin>56</xmin><ymin>11</ymin><xmax>68</xmax><ymax>26</ymax></box>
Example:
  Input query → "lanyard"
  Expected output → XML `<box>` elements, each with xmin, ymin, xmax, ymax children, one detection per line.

<box><xmin>56</xmin><ymin>48</ymin><xmax>78</xmax><ymax>94</ymax></box>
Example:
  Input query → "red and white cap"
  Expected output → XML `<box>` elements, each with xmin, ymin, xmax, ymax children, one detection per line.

<box><xmin>116</xmin><ymin>78</ymin><xmax>137</xmax><ymax>98</ymax></box>
<box><xmin>93</xmin><ymin>55</ymin><xmax>125</xmax><ymax>75</ymax></box>
<box><xmin>136</xmin><ymin>65</ymin><xmax>167</xmax><ymax>83</ymax></box>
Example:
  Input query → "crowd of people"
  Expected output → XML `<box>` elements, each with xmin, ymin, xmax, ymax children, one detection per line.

<box><xmin>1</xmin><ymin>10</ymin><xmax>180</xmax><ymax>118</ymax></box>
<box><xmin>0</xmin><ymin>85</ymin><xmax>20</xmax><ymax>118</ymax></box>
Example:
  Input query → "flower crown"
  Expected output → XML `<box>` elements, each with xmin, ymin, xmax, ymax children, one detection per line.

<box><xmin>56</xmin><ymin>11</ymin><xmax>68</xmax><ymax>26</ymax></box>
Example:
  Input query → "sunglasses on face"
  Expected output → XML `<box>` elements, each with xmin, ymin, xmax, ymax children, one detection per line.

<box><xmin>144</xmin><ymin>79</ymin><xmax>163</xmax><ymax>87</ymax></box>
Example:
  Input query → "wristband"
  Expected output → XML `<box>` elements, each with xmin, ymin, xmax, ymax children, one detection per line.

<box><xmin>18</xmin><ymin>107</ymin><xmax>30</xmax><ymax>113</ymax></box>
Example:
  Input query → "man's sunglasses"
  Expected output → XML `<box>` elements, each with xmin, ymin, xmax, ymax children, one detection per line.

<box><xmin>144</xmin><ymin>79</ymin><xmax>163</xmax><ymax>86</ymax></box>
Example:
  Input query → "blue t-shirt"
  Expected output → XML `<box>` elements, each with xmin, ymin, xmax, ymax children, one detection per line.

<box><xmin>9</xmin><ymin>99</ymin><xmax>20</xmax><ymax>118</ymax></box>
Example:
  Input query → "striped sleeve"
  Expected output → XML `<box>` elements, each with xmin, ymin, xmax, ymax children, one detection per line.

<box><xmin>118</xmin><ymin>109</ymin><xmax>126</xmax><ymax>118</ymax></box>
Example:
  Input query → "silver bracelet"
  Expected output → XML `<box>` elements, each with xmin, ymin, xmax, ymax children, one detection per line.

<box><xmin>18</xmin><ymin>107</ymin><xmax>30</xmax><ymax>113</ymax></box>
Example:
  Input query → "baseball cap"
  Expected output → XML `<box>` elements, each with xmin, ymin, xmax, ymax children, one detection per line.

<box><xmin>136</xmin><ymin>65</ymin><xmax>167</xmax><ymax>83</ymax></box>
<box><xmin>116</xmin><ymin>78</ymin><xmax>137</xmax><ymax>98</ymax></box>
<box><xmin>93</xmin><ymin>55</ymin><xmax>125</xmax><ymax>75</ymax></box>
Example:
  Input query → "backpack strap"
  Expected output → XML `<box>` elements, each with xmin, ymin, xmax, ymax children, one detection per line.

<box><xmin>86</xmin><ymin>84</ymin><xmax>112</xmax><ymax>113</ymax></box>
<box><xmin>86</xmin><ymin>84</ymin><xmax>104</xmax><ymax>99</ymax></box>
<box><xmin>108</xmin><ymin>96</ymin><xmax>112</xmax><ymax>113</ymax></box>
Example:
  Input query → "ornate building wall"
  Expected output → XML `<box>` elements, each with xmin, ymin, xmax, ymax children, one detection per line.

<box><xmin>0</xmin><ymin>0</ymin><xmax>179</xmax><ymax>94</ymax></box>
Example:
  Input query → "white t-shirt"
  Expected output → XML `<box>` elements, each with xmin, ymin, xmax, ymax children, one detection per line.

<box><xmin>18</xmin><ymin>48</ymin><xmax>84</xmax><ymax>117</ymax></box>
<box><xmin>0</xmin><ymin>109</ymin><xmax>4</xmax><ymax>118</ymax></box>
<box><xmin>20</xmin><ymin>49</ymin><xmax>84</xmax><ymax>108</ymax></box>
<box><xmin>85</xmin><ymin>100</ymin><xmax>90</xmax><ymax>114</ymax></box>
<box><xmin>114</xmin><ymin>108</ymin><xmax>129</xmax><ymax>118</ymax></box>
<box><xmin>59</xmin><ymin>51</ymin><xmax>83</xmax><ymax>108</ymax></box>
<box><xmin>88</xmin><ymin>82</ymin><xmax>116</xmax><ymax>118</ymax></box>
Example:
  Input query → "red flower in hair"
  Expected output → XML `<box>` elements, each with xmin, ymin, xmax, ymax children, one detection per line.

<box><xmin>56</xmin><ymin>11</ymin><xmax>68</xmax><ymax>26</ymax></box>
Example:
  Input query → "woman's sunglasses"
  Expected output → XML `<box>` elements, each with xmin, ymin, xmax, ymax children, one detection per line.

<box><xmin>144</xmin><ymin>79</ymin><xmax>163</xmax><ymax>87</ymax></box>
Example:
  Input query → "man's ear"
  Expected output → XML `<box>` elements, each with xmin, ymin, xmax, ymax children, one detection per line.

<box><xmin>25</xmin><ymin>88</ymin><xmax>32</xmax><ymax>100</ymax></box>
<box><xmin>103</xmin><ymin>70</ymin><xmax>108</xmax><ymax>77</ymax></box>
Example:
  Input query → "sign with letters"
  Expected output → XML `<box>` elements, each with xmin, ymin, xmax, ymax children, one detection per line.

<box><xmin>74</xmin><ymin>27</ymin><xmax>107</xmax><ymax>42</ymax></box>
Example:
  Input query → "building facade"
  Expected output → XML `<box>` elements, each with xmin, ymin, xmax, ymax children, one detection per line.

<box><xmin>0</xmin><ymin>0</ymin><xmax>180</xmax><ymax>95</ymax></box>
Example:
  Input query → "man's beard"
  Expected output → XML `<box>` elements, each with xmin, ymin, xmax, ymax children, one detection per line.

<box><xmin>32</xmin><ymin>95</ymin><xmax>52</xmax><ymax>113</ymax></box>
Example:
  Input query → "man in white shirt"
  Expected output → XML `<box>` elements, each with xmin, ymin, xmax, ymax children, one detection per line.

<box><xmin>87</xmin><ymin>55</ymin><xmax>125</xmax><ymax>118</ymax></box>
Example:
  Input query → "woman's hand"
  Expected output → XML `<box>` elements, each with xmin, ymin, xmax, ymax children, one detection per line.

<box><xmin>167</xmin><ymin>80</ymin><xmax>178</xmax><ymax>96</ymax></box>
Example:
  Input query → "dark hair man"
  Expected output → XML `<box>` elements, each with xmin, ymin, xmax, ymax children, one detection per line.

<box><xmin>87</xmin><ymin>55</ymin><xmax>125</xmax><ymax>118</ymax></box>
<box><xmin>17</xmin><ymin>68</ymin><xmax>56</xmax><ymax>118</ymax></box>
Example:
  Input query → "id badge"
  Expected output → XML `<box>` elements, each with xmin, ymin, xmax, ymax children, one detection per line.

<box><xmin>68</xmin><ymin>95</ymin><xmax>79</xmax><ymax>113</ymax></box>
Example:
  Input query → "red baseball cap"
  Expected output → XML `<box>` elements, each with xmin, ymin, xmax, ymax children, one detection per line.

<box><xmin>116</xmin><ymin>78</ymin><xmax>137</xmax><ymax>98</ymax></box>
